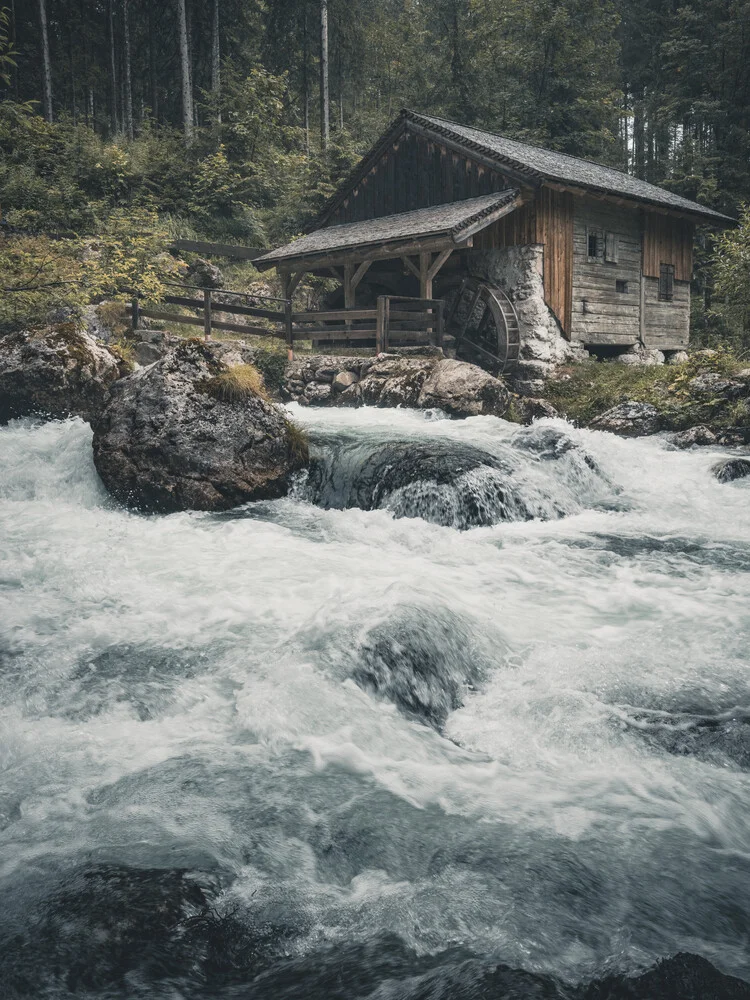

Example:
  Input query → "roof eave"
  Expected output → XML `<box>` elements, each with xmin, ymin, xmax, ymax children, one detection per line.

<box><xmin>545</xmin><ymin>179</ymin><xmax>734</xmax><ymax>225</ymax></box>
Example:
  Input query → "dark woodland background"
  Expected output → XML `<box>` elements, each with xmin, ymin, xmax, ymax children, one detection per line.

<box><xmin>2</xmin><ymin>0</ymin><xmax>750</xmax><ymax>342</ymax></box>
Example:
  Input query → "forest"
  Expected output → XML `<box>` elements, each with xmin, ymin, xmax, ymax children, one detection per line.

<box><xmin>2</xmin><ymin>0</ymin><xmax>750</xmax><ymax>343</ymax></box>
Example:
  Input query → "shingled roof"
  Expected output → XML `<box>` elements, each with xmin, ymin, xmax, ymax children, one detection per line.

<box><xmin>317</xmin><ymin>109</ymin><xmax>732</xmax><ymax>227</ymax></box>
<box><xmin>256</xmin><ymin>190</ymin><xmax>520</xmax><ymax>267</ymax></box>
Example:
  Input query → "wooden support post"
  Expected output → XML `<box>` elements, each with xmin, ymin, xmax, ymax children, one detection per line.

<box><xmin>203</xmin><ymin>289</ymin><xmax>212</xmax><ymax>340</ymax></box>
<box><xmin>436</xmin><ymin>300</ymin><xmax>444</xmax><ymax>351</ymax></box>
<box><xmin>376</xmin><ymin>295</ymin><xmax>386</xmax><ymax>354</ymax></box>
<box><xmin>284</xmin><ymin>298</ymin><xmax>294</xmax><ymax>360</ymax></box>
<box><xmin>419</xmin><ymin>252</ymin><xmax>432</xmax><ymax>300</ymax></box>
<box><xmin>639</xmin><ymin>269</ymin><xmax>646</xmax><ymax>344</ymax></box>
<box><xmin>131</xmin><ymin>296</ymin><xmax>139</xmax><ymax>332</ymax></box>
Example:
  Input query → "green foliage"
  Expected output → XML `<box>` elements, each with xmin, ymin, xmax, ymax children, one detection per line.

<box><xmin>0</xmin><ymin>209</ymin><xmax>182</xmax><ymax>331</ymax></box>
<box><xmin>0</xmin><ymin>6</ymin><xmax>16</xmax><ymax>87</ymax></box>
<box><xmin>251</xmin><ymin>347</ymin><xmax>288</xmax><ymax>393</ymax></box>
<box><xmin>712</xmin><ymin>203</ymin><xmax>750</xmax><ymax>341</ymax></box>
<box><xmin>546</xmin><ymin>350</ymin><xmax>747</xmax><ymax>429</ymax></box>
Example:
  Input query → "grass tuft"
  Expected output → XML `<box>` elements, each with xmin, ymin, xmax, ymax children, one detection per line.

<box><xmin>284</xmin><ymin>417</ymin><xmax>309</xmax><ymax>463</ymax></box>
<box><xmin>198</xmin><ymin>363</ymin><xmax>269</xmax><ymax>403</ymax></box>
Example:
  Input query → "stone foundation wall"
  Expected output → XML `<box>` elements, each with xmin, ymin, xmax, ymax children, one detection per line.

<box><xmin>468</xmin><ymin>245</ymin><xmax>587</xmax><ymax>395</ymax></box>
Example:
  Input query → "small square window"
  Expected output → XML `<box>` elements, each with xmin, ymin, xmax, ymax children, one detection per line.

<box><xmin>587</xmin><ymin>231</ymin><xmax>600</xmax><ymax>260</ymax></box>
<box><xmin>616</xmin><ymin>279</ymin><xmax>628</xmax><ymax>294</ymax></box>
<box><xmin>659</xmin><ymin>263</ymin><xmax>675</xmax><ymax>301</ymax></box>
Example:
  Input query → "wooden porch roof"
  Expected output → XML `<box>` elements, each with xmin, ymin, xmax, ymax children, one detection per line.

<box><xmin>254</xmin><ymin>190</ymin><xmax>520</xmax><ymax>270</ymax></box>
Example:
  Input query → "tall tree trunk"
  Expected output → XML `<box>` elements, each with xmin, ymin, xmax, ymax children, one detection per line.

<box><xmin>108</xmin><ymin>0</ymin><xmax>119</xmax><ymax>133</ymax></box>
<box><xmin>148</xmin><ymin>4</ymin><xmax>158</xmax><ymax>118</ymax></box>
<box><xmin>68</xmin><ymin>26</ymin><xmax>77</xmax><ymax>122</ymax></box>
<box><xmin>211</xmin><ymin>0</ymin><xmax>221</xmax><ymax>124</ymax></box>
<box><xmin>338</xmin><ymin>41</ymin><xmax>343</xmax><ymax>130</ymax></box>
<box><xmin>303</xmin><ymin>5</ymin><xmax>309</xmax><ymax>156</ymax></box>
<box><xmin>38</xmin><ymin>0</ymin><xmax>53</xmax><ymax>122</ymax></box>
<box><xmin>319</xmin><ymin>0</ymin><xmax>329</xmax><ymax>154</ymax></box>
<box><xmin>175</xmin><ymin>0</ymin><xmax>194</xmax><ymax>142</ymax></box>
<box><xmin>122</xmin><ymin>0</ymin><xmax>133</xmax><ymax>138</ymax></box>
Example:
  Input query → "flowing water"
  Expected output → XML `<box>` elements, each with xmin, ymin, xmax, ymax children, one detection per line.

<box><xmin>2</xmin><ymin>406</ymin><xmax>750</xmax><ymax>999</ymax></box>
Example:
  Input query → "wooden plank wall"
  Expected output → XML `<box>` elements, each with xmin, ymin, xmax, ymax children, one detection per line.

<box><xmin>535</xmin><ymin>188</ymin><xmax>574</xmax><ymax>337</ymax></box>
<box><xmin>473</xmin><ymin>201</ymin><xmax>537</xmax><ymax>250</ymax></box>
<box><xmin>570</xmin><ymin>199</ymin><xmax>642</xmax><ymax>344</ymax></box>
<box><xmin>643</xmin><ymin>277</ymin><xmax>690</xmax><ymax>348</ymax></box>
<box><xmin>329</xmin><ymin>131</ymin><xmax>513</xmax><ymax>224</ymax></box>
<box><xmin>643</xmin><ymin>215</ymin><xmax>694</xmax><ymax>281</ymax></box>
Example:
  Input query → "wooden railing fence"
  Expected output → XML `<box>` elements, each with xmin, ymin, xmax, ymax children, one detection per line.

<box><xmin>127</xmin><ymin>287</ymin><xmax>445</xmax><ymax>359</ymax></box>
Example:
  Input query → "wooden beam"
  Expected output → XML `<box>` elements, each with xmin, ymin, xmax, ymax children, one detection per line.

<box><xmin>350</xmin><ymin>259</ymin><xmax>372</xmax><ymax>291</ymax></box>
<box><xmin>401</xmin><ymin>256</ymin><xmax>420</xmax><ymax>279</ymax></box>
<box><xmin>427</xmin><ymin>247</ymin><xmax>453</xmax><ymax>281</ymax></box>
<box><xmin>280</xmin><ymin>270</ymin><xmax>306</xmax><ymax>299</ymax></box>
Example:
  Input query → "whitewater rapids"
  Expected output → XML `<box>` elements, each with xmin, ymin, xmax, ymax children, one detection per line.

<box><xmin>1</xmin><ymin>406</ymin><xmax>750</xmax><ymax>998</ymax></box>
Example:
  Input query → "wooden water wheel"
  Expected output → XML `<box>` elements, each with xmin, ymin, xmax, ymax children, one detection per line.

<box><xmin>444</xmin><ymin>278</ymin><xmax>520</xmax><ymax>374</ymax></box>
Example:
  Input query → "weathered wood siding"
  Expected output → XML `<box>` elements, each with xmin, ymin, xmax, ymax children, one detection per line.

<box><xmin>474</xmin><ymin>187</ymin><xmax>573</xmax><ymax>335</ymax></box>
<box><xmin>536</xmin><ymin>188</ymin><xmax>574</xmax><ymax>337</ymax></box>
<box><xmin>643</xmin><ymin>276</ymin><xmax>690</xmax><ymax>349</ymax></box>
<box><xmin>570</xmin><ymin>199</ymin><xmax>642</xmax><ymax>345</ymax></box>
<box><xmin>643</xmin><ymin>214</ymin><xmax>693</xmax><ymax>281</ymax></box>
<box><xmin>329</xmin><ymin>130</ymin><xmax>514</xmax><ymax>224</ymax></box>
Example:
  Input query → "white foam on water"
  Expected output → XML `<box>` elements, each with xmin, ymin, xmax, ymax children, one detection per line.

<box><xmin>2</xmin><ymin>410</ymin><xmax>750</xmax><ymax>986</ymax></box>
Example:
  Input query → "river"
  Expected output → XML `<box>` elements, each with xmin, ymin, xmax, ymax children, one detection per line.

<box><xmin>1</xmin><ymin>407</ymin><xmax>750</xmax><ymax>998</ymax></box>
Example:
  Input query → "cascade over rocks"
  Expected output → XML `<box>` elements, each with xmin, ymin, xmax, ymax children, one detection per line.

<box><xmin>283</xmin><ymin>353</ymin><xmax>510</xmax><ymax>418</ymax></box>
<box><xmin>0</xmin><ymin>325</ymin><xmax>129</xmax><ymax>425</ymax></box>
<box><xmin>92</xmin><ymin>340</ymin><xmax>308</xmax><ymax>512</ymax></box>
<box><xmin>589</xmin><ymin>400</ymin><xmax>663</xmax><ymax>437</ymax></box>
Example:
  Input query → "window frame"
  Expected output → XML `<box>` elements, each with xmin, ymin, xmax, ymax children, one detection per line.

<box><xmin>659</xmin><ymin>263</ymin><xmax>675</xmax><ymax>301</ymax></box>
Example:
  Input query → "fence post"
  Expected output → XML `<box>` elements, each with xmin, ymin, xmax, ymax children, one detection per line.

<box><xmin>203</xmin><ymin>289</ymin><xmax>212</xmax><ymax>340</ymax></box>
<box><xmin>131</xmin><ymin>296</ymin><xmax>139</xmax><ymax>332</ymax></box>
<box><xmin>284</xmin><ymin>299</ymin><xmax>294</xmax><ymax>361</ymax></box>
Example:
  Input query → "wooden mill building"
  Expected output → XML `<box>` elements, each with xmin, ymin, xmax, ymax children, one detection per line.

<box><xmin>256</xmin><ymin>110</ymin><xmax>732</xmax><ymax>369</ymax></box>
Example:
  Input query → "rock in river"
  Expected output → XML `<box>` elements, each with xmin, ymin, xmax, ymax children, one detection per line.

<box><xmin>0</xmin><ymin>325</ymin><xmax>128</xmax><ymax>424</ymax></box>
<box><xmin>589</xmin><ymin>400</ymin><xmax>662</xmax><ymax>437</ymax></box>
<box><xmin>92</xmin><ymin>340</ymin><xmax>308</xmax><ymax>512</ymax></box>
<box><xmin>713</xmin><ymin>458</ymin><xmax>750</xmax><ymax>484</ymax></box>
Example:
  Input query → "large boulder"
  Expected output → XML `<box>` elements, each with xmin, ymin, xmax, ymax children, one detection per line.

<box><xmin>184</xmin><ymin>257</ymin><xmax>224</xmax><ymax>289</ymax></box>
<box><xmin>0</xmin><ymin>325</ymin><xmax>128</xmax><ymax>424</ymax></box>
<box><xmin>588</xmin><ymin>400</ymin><xmax>662</xmax><ymax>437</ymax></box>
<box><xmin>360</xmin><ymin>355</ymin><xmax>435</xmax><ymax>408</ymax></box>
<box><xmin>416</xmin><ymin>358</ymin><xmax>509</xmax><ymax>417</ymax></box>
<box><xmin>92</xmin><ymin>340</ymin><xmax>308</xmax><ymax>512</ymax></box>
